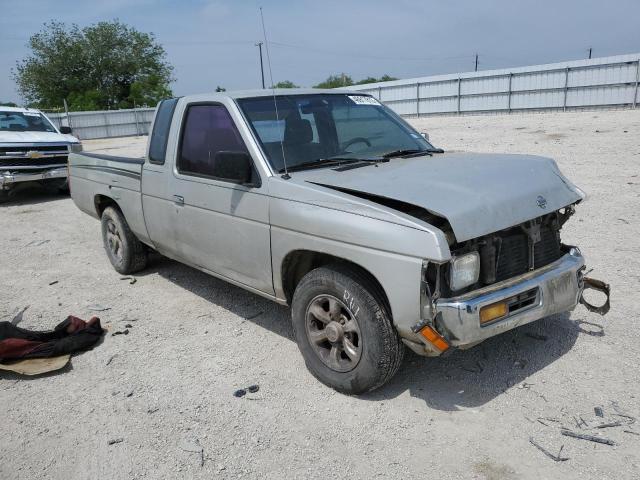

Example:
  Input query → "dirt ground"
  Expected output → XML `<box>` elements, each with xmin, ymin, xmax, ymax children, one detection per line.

<box><xmin>1</xmin><ymin>109</ymin><xmax>639</xmax><ymax>480</ymax></box>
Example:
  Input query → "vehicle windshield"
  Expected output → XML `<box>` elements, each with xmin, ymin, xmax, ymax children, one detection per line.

<box><xmin>0</xmin><ymin>111</ymin><xmax>57</xmax><ymax>133</ymax></box>
<box><xmin>237</xmin><ymin>94</ymin><xmax>436</xmax><ymax>172</ymax></box>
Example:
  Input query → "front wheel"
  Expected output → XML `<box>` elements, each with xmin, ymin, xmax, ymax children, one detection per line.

<box><xmin>291</xmin><ymin>265</ymin><xmax>404</xmax><ymax>394</ymax></box>
<box><xmin>100</xmin><ymin>206</ymin><xmax>147</xmax><ymax>274</ymax></box>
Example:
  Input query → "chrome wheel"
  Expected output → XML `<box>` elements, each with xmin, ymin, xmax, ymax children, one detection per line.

<box><xmin>305</xmin><ymin>294</ymin><xmax>362</xmax><ymax>372</ymax></box>
<box><xmin>105</xmin><ymin>219</ymin><xmax>123</xmax><ymax>262</ymax></box>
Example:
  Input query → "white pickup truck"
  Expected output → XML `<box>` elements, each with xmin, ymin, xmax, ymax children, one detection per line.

<box><xmin>68</xmin><ymin>89</ymin><xmax>609</xmax><ymax>394</ymax></box>
<box><xmin>0</xmin><ymin>106</ymin><xmax>82</xmax><ymax>201</ymax></box>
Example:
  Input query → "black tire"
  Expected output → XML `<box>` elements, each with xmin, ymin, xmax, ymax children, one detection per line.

<box><xmin>291</xmin><ymin>265</ymin><xmax>404</xmax><ymax>394</ymax></box>
<box><xmin>0</xmin><ymin>190</ymin><xmax>8</xmax><ymax>204</ymax></box>
<box><xmin>100</xmin><ymin>206</ymin><xmax>147</xmax><ymax>274</ymax></box>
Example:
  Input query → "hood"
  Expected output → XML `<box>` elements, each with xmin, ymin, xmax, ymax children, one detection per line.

<box><xmin>0</xmin><ymin>130</ymin><xmax>79</xmax><ymax>144</ymax></box>
<box><xmin>294</xmin><ymin>152</ymin><xmax>584</xmax><ymax>242</ymax></box>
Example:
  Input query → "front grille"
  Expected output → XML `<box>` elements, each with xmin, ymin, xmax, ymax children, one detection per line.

<box><xmin>0</xmin><ymin>145</ymin><xmax>69</xmax><ymax>155</ymax></box>
<box><xmin>495</xmin><ymin>226</ymin><xmax>561</xmax><ymax>283</ymax></box>
<box><xmin>0</xmin><ymin>155</ymin><xmax>68</xmax><ymax>169</ymax></box>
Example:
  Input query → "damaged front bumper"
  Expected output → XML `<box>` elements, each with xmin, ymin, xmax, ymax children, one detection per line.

<box><xmin>407</xmin><ymin>248</ymin><xmax>610</xmax><ymax>356</ymax></box>
<box><xmin>0</xmin><ymin>167</ymin><xmax>68</xmax><ymax>188</ymax></box>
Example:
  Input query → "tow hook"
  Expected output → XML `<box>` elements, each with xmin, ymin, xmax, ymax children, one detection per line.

<box><xmin>579</xmin><ymin>277</ymin><xmax>611</xmax><ymax>315</ymax></box>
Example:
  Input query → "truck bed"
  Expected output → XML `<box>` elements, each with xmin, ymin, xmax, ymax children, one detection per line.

<box><xmin>69</xmin><ymin>152</ymin><xmax>149</xmax><ymax>244</ymax></box>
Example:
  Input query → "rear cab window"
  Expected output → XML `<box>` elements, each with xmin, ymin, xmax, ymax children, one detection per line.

<box><xmin>148</xmin><ymin>98</ymin><xmax>179</xmax><ymax>164</ymax></box>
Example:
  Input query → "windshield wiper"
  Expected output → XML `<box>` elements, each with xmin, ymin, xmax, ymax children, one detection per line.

<box><xmin>279</xmin><ymin>157</ymin><xmax>361</xmax><ymax>173</ymax></box>
<box><xmin>382</xmin><ymin>149</ymin><xmax>432</xmax><ymax>158</ymax></box>
<box><xmin>279</xmin><ymin>156</ymin><xmax>388</xmax><ymax>173</ymax></box>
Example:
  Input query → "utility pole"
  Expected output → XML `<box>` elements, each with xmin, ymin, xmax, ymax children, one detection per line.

<box><xmin>475</xmin><ymin>53</ymin><xmax>478</xmax><ymax>72</ymax></box>
<box><xmin>588</xmin><ymin>47</ymin><xmax>592</xmax><ymax>59</ymax></box>
<box><xmin>255</xmin><ymin>42</ymin><xmax>265</xmax><ymax>89</ymax></box>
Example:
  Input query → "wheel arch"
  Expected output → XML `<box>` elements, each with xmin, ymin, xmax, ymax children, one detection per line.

<box><xmin>94</xmin><ymin>194</ymin><xmax>122</xmax><ymax>218</ymax></box>
<box><xmin>281</xmin><ymin>249</ymin><xmax>392</xmax><ymax>319</ymax></box>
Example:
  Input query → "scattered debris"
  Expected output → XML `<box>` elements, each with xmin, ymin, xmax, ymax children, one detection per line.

<box><xmin>126</xmin><ymin>390</ymin><xmax>134</xmax><ymax>397</ymax></box>
<box><xmin>179</xmin><ymin>437</ymin><xmax>204</xmax><ymax>467</ymax></box>
<box><xmin>124</xmin><ymin>324</ymin><xmax>133</xmax><ymax>328</ymax></box>
<box><xmin>514</xmin><ymin>359</ymin><xmax>528</xmax><ymax>369</ymax></box>
<box><xmin>88</xmin><ymin>304</ymin><xmax>111</xmax><ymax>312</ymax></box>
<box><xmin>111</xmin><ymin>329</ymin><xmax>129</xmax><ymax>336</ymax></box>
<box><xmin>461</xmin><ymin>361</ymin><xmax>484</xmax><ymax>374</ymax></box>
<box><xmin>525</xmin><ymin>332</ymin><xmax>548</xmax><ymax>341</ymax></box>
<box><xmin>147</xmin><ymin>407</ymin><xmax>159</xmax><ymax>414</ymax></box>
<box><xmin>234</xmin><ymin>384</ymin><xmax>260</xmax><ymax>398</ymax></box>
<box><xmin>244</xmin><ymin>311</ymin><xmax>263</xmax><ymax>320</ymax></box>
<box><xmin>594</xmin><ymin>406</ymin><xmax>604</xmax><ymax>418</ymax></box>
<box><xmin>623</xmin><ymin>430</ymin><xmax>639</xmax><ymax>436</ymax></box>
<box><xmin>48</xmin><ymin>280</ymin><xmax>59</xmax><ymax>286</ymax></box>
<box><xmin>11</xmin><ymin>306</ymin><xmax>29</xmax><ymax>326</ymax></box>
<box><xmin>596</xmin><ymin>421</ymin><xmax>622</xmax><ymax>429</ymax></box>
<box><xmin>25</xmin><ymin>239</ymin><xmax>50</xmax><ymax>247</ymax></box>
<box><xmin>0</xmin><ymin>355</ymin><xmax>70</xmax><ymax>375</ymax></box>
<box><xmin>529</xmin><ymin>437</ymin><xmax>569</xmax><ymax>462</ymax></box>
<box><xmin>120</xmin><ymin>276</ymin><xmax>137</xmax><ymax>285</ymax></box>
<box><xmin>108</xmin><ymin>438</ymin><xmax>124</xmax><ymax>445</ymax></box>
<box><xmin>561</xmin><ymin>428</ymin><xmax>615</xmax><ymax>446</ymax></box>
<box><xmin>105</xmin><ymin>354</ymin><xmax>118</xmax><ymax>366</ymax></box>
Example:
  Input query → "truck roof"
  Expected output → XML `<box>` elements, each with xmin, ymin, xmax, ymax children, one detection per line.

<box><xmin>0</xmin><ymin>106</ymin><xmax>42</xmax><ymax>113</ymax></box>
<box><xmin>185</xmin><ymin>88</ymin><xmax>362</xmax><ymax>101</ymax></box>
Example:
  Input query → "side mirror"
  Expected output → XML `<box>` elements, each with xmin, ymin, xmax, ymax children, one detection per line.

<box><xmin>420</xmin><ymin>131</ymin><xmax>429</xmax><ymax>141</ymax></box>
<box><xmin>212</xmin><ymin>151</ymin><xmax>253</xmax><ymax>184</ymax></box>
<box><xmin>60</xmin><ymin>126</ymin><xmax>72</xmax><ymax>134</ymax></box>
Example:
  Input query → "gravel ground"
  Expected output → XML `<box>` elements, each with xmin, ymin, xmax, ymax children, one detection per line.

<box><xmin>1</xmin><ymin>109</ymin><xmax>639</xmax><ymax>480</ymax></box>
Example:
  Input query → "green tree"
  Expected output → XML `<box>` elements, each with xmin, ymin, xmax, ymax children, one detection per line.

<box><xmin>355</xmin><ymin>74</ymin><xmax>398</xmax><ymax>85</ymax></box>
<box><xmin>313</xmin><ymin>74</ymin><xmax>353</xmax><ymax>89</ymax></box>
<box><xmin>272</xmin><ymin>80</ymin><xmax>298</xmax><ymax>88</ymax></box>
<box><xmin>13</xmin><ymin>20</ymin><xmax>173</xmax><ymax>110</ymax></box>
<box><xmin>0</xmin><ymin>101</ymin><xmax>18</xmax><ymax>107</ymax></box>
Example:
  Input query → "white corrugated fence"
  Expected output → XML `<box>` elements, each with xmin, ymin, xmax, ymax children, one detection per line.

<box><xmin>348</xmin><ymin>53</ymin><xmax>640</xmax><ymax>116</ymax></box>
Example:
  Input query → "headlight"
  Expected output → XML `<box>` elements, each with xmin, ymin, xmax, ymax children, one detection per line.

<box><xmin>69</xmin><ymin>143</ymin><xmax>83</xmax><ymax>153</ymax></box>
<box><xmin>449</xmin><ymin>252</ymin><xmax>480</xmax><ymax>291</ymax></box>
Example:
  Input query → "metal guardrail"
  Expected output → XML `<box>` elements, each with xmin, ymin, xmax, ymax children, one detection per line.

<box><xmin>349</xmin><ymin>54</ymin><xmax>640</xmax><ymax>116</ymax></box>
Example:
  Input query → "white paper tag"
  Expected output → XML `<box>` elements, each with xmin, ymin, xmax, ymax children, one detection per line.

<box><xmin>348</xmin><ymin>95</ymin><xmax>381</xmax><ymax>106</ymax></box>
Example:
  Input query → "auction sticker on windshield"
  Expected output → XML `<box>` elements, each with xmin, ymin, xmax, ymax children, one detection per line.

<box><xmin>348</xmin><ymin>95</ymin><xmax>381</xmax><ymax>106</ymax></box>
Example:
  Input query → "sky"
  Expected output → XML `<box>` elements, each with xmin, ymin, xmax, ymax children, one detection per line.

<box><xmin>1</xmin><ymin>0</ymin><xmax>639</xmax><ymax>104</ymax></box>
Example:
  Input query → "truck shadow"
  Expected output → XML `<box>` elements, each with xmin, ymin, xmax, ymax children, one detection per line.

<box><xmin>149</xmin><ymin>256</ymin><xmax>293</xmax><ymax>339</ymax></box>
<box><xmin>0</xmin><ymin>185</ymin><xmax>69</xmax><ymax>207</ymax></box>
<box><xmin>150</xmin><ymin>256</ymin><xmax>592</xmax><ymax>411</ymax></box>
<box><xmin>362</xmin><ymin>312</ymin><xmax>585</xmax><ymax>410</ymax></box>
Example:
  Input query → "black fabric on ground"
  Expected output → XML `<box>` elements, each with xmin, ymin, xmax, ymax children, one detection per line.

<box><xmin>0</xmin><ymin>316</ymin><xmax>104</xmax><ymax>361</ymax></box>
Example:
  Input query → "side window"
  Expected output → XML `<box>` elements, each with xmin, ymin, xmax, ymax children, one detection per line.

<box><xmin>178</xmin><ymin>104</ymin><xmax>249</xmax><ymax>179</ymax></box>
<box><xmin>148</xmin><ymin>98</ymin><xmax>179</xmax><ymax>164</ymax></box>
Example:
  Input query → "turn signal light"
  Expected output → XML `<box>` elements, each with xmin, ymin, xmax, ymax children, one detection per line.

<box><xmin>480</xmin><ymin>301</ymin><xmax>508</xmax><ymax>324</ymax></box>
<box><xmin>419</xmin><ymin>325</ymin><xmax>449</xmax><ymax>352</ymax></box>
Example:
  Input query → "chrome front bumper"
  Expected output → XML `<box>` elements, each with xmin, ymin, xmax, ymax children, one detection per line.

<box><xmin>435</xmin><ymin>248</ymin><xmax>585</xmax><ymax>348</ymax></box>
<box><xmin>0</xmin><ymin>167</ymin><xmax>68</xmax><ymax>188</ymax></box>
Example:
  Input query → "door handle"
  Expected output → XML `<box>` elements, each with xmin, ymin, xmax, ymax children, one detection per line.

<box><xmin>173</xmin><ymin>195</ymin><xmax>184</xmax><ymax>205</ymax></box>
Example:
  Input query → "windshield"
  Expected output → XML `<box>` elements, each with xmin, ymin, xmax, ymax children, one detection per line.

<box><xmin>0</xmin><ymin>111</ymin><xmax>57</xmax><ymax>133</ymax></box>
<box><xmin>237</xmin><ymin>94</ymin><xmax>435</xmax><ymax>172</ymax></box>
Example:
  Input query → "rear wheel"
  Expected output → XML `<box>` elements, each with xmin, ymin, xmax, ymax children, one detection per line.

<box><xmin>291</xmin><ymin>265</ymin><xmax>404</xmax><ymax>394</ymax></box>
<box><xmin>100</xmin><ymin>206</ymin><xmax>147</xmax><ymax>274</ymax></box>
